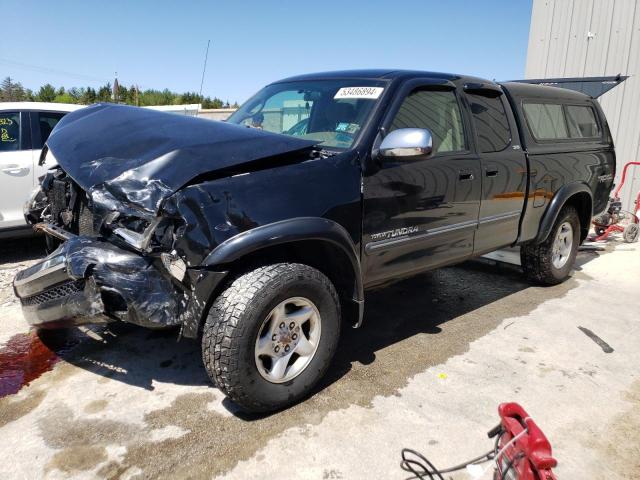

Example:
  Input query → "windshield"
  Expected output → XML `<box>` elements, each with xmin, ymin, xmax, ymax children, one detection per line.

<box><xmin>227</xmin><ymin>79</ymin><xmax>387</xmax><ymax>149</ymax></box>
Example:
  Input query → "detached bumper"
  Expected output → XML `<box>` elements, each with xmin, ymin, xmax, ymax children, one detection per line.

<box><xmin>14</xmin><ymin>253</ymin><xmax>109</xmax><ymax>328</ymax></box>
<box><xmin>13</xmin><ymin>232</ymin><xmax>226</xmax><ymax>335</ymax></box>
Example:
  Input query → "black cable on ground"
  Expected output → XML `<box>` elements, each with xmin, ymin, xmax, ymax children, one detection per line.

<box><xmin>498</xmin><ymin>452</ymin><xmax>524</xmax><ymax>480</ymax></box>
<box><xmin>400</xmin><ymin>448</ymin><xmax>496</xmax><ymax>480</ymax></box>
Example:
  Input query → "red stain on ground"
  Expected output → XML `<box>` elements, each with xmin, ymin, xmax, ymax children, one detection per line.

<box><xmin>0</xmin><ymin>331</ymin><xmax>79</xmax><ymax>398</ymax></box>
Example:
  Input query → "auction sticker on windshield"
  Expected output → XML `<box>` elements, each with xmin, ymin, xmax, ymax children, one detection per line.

<box><xmin>334</xmin><ymin>87</ymin><xmax>384</xmax><ymax>99</ymax></box>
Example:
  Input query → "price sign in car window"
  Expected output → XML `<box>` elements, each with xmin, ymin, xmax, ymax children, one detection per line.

<box><xmin>0</xmin><ymin>113</ymin><xmax>19</xmax><ymax>152</ymax></box>
<box><xmin>334</xmin><ymin>87</ymin><xmax>384</xmax><ymax>99</ymax></box>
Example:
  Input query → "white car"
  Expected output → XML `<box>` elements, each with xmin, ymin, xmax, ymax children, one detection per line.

<box><xmin>0</xmin><ymin>102</ymin><xmax>83</xmax><ymax>238</ymax></box>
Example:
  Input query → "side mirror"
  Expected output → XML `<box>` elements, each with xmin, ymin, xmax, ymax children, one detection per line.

<box><xmin>378</xmin><ymin>128</ymin><xmax>433</xmax><ymax>160</ymax></box>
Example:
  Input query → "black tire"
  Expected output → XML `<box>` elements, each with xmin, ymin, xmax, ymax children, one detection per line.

<box><xmin>201</xmin><ymin>263</ymin><xmax>341</xmax><ymax>413</ymax></box>
<box><xmin>593</xmin><ymin>225</ymin><xmax>607</xmax><ymax>237</ymax></box>
<box><xmin>521</xmin><ymin>206</ymin><xmax>580</xmax><ymax>285</ymax></box>
<box><xmin>623</xmin><ymin>223</ymin><xmax>639</xmax><ymax>243</ymax></box>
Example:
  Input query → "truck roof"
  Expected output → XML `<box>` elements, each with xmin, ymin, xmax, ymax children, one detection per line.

<box><xmin>273</xmin><ymin>69</ymin><xmax>497</xmax><ymax>86</ymax></box>
<box><xmin>499</xmin><ymin>81</ymin><xmax>594</xmax><ymax>102</ymax></box>
<box><xmin>272</xmin><ymin>70</ymin><xmax>595</xmax><ymax>103</ymax></box>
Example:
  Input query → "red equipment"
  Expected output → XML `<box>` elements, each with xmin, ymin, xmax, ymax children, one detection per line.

<box><xmin>400</xmin><ymin>402</ymin><xmax>558</xmax><ymax>479</ymax></box>
<box><xmin>494</xmin><ymin>403</ymin><xmax>557</xmax><ymax>480</ymax></box>
<box><xmin>592</xmin><ymin>161</ymin><xmax>640</xmax><ymax>243</ymax></box>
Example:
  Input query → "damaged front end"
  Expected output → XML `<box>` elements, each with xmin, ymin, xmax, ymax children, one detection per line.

<box><xmin>14</xmin><ymin>103</ymin><xmax>317</xmax><ymax>335</ymax></box>
<box><xmin>16</xmin><ymin>171</ymin><xmax>227</xmax><ymax>334</ymax></box>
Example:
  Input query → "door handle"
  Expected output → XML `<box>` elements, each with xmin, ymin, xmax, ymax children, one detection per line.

<box><xmin>1</xmin><ymin>166</ymin><xmax>29</xmax><ymax>176</ymax></box>
<box><xmin>486</xmin><ymin>169</ymin><xmax>499</xmax><ymax>177</ymax></box>
<box><xmin>458</xmin><ymin>170</ymin><xmax>474</xmax><ymax>181</ymax></box>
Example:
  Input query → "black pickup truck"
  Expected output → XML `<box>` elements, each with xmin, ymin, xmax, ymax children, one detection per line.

<box><xmin>14</xmin><ymin>70</ymin><xmax>615</xmax><ymax>412</ymax></box>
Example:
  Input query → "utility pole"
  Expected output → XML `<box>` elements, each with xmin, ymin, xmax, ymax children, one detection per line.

<box><xmin>199</xmin><ymin>40</ymin><xmax>211</xmax><ymax>102</ymax></box>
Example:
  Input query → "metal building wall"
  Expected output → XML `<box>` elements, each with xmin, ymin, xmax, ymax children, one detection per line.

<box><xmin>526</xmin><ymin>0</ymin><xmax>640</xmax><ymax>211</ymax></box>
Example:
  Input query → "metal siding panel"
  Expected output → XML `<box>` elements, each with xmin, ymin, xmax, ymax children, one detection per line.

<box><xmin>584</xmin><ymin>0</ymin><xmax>616</xmax><ymax>75</ymax></box>
<box><xmin>546</xmin><ymin>1</ymin><xmax>575</xmax><ymax>76</ymax></box>
<box><xmin>526</xmin><ymin>0</ymin><xmax>556</xmax><ymax>77</ymax></box>
<box><xmin>563</xmin><ymin>0</ymin><xmax>594</xmax><ymax>76</ymax></box>
<box><xmin>604</xmin><ymin>0</ymin><xmax>637</xmax><ymax>72</ymax></box>
<box><xmin>601</xmin><ymin>0</ymin><xmax>637</xmax><ymax>142</ymax></box>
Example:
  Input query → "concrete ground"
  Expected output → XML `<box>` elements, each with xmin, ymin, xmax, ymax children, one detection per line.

<box><xmin>0</xmin><ymin>237</ymin><xmax>638</xmax><ymax>479</ymax></box>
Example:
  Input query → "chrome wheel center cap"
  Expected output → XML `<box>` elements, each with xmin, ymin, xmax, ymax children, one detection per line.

<box><xmin>254</xmin><ymin>297</ymin><xmax>321</xmax><ymax>383</ymax></box>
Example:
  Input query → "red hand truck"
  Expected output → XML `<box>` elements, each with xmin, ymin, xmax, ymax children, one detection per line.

<box><xmin>592</xmin><ymin>161</ymin><xmax>640</xmax><ymax>243</ymax></box>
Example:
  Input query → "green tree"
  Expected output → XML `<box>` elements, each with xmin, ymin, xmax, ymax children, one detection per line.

<box><xmin>118</xmin><ymin>87</ymin><xmax>129</xmax><ymax>104</ymax></box>
<box><xmin>202</xmin><ymin>97</ymin><xmax>224</xmax><ymax>109</ymax></box>
<box><xmin>0</xmin><ymin>76</ymin><xmax>26</xmax><ymax>101</ymax></box>
<box><xmin>201</xmin><ymin>97</ymin><xmax>213</xmax><ymax>109</ymax></box>
<box><xmin>180</xmin><ymin>92</ymin><xmax>201</xmax><ymax>104</ymax></box>
<box><xmin>97</xmin><ymin>83</ymin><xmax>112</xmax><ymax>102</ymax></box>
<box><xmin>54</xmin><ymin>92</ymin><xmax>75</xmax><ymax>103</ymax></box>
<box><xmin>68</xmin><ymin>87</ymin><xmax>83</xmax><ymax>102</ymax></box>
<box><xmin>80</xmin><ymin>87</ymin><xmax>97</xmax><ymax>104</ymax></box>
<box><xmin>129</xmin><ymin>86</ymin><xmax>139</xmax><ymax>106</ymax></box>
<box><xmin>36</xmin><ymin>84</ymin><xmax>56</xmax><ymax>102</ymax></box>
<box><xmin>1</xmin><ymin>76</ymin><xmax>230</xmax><ymax>108</ymax></box>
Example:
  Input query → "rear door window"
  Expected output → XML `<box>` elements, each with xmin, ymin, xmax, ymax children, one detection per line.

<box><xmin>565</xmin><ymin>105</ymin><xmax>600</xmax><ymax>138</ymax></box>
<box><xmin>467</xmin><ymin>95</ymin><xmax>511</xmax><ymax>152</ymax></box>
<box><xmin>523</xmin><ymin>103</ymin><xmax>568</xmax><ymax>140</ymax></box>
<box><xmin>0</xmin><ymin>111</ymin><xmax>21</xmax><ymax>152</ymax></box>
<box><xmin>33</xmin><ymin>111</ymin><xmax>66</xmax><ymax>149</ymax></box>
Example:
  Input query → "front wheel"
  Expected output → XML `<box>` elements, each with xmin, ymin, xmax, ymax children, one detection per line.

<box><xmin>521</xmin><ymin>206</ymin><xmax>580</xmax><ymax>285</ymax></box>
<box><xmin>201</xmin><ymin>263</ymin><xmax>341</xmax><ymax>413</ymax></box>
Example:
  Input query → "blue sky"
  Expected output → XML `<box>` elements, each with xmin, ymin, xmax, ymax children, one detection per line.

<box><xmin>2</xmin><ymin>0</ymin><xmax>533</xmax><ymax>104</ymax></box>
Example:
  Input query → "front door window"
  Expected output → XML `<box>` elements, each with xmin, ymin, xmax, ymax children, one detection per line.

<box><xmin>390</xmin><ymin>90</ymin><xmax>466</xmax><ymax>154</ymax></box>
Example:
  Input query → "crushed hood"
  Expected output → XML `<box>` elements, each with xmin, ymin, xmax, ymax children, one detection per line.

<box><xmin>45</xmin><ymin>103</ymin><xmax>317</xmax><ymax>214</ymax></box>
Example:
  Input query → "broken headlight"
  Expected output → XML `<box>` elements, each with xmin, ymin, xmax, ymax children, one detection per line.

<box><xmin>106</xmin><ymin>213</ymin><xmax>162</xmax><ymax>251</ymax></box>
<box><xmin>105</xmin><ymin>213</ymin><xmax>188</xmax><ymax>281</ymax></box>
<box><xmin>106</xmin><ymin>213</ymin><xmax>180</xmax><ymax>254</ymax></box>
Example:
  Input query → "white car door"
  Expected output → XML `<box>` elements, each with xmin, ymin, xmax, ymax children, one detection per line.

<box><xmin>0</xmin><ymin>111</ymin><xmax>34</xmax><ymax>229</ymax></box>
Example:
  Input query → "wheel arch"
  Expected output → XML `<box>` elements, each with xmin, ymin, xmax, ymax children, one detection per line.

<box><xmin>535</xmin><ymin>183</ymin><xmax>593</xmax><ymax>244</ymax></box>
<box><xmin>201</xmin><ymin>217</ymin><xmax>364</xmax><ymax>328</ymax></box>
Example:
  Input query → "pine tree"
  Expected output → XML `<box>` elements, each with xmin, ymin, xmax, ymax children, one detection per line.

<box><xmin>36</xmin><ymin>84</ymin><xmax>56</xmax><ymax>102</ymax></box>
<box><xmin>0</xmin><ymin>77</ymin><xmax>26</xmax><ymax>101</ymax></box>
<box><xmin>97</xmin><ymin>83</ymin><xmax>112</xmax><ymax>102</ymax></box>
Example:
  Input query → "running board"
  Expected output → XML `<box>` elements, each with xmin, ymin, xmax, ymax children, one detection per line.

<box><xmin>481</xmin><ymin>247</ymin><xmax>521</xmax><ymax>266</ymax></box>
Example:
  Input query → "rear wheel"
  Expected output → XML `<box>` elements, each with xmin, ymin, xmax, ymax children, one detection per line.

<box><xmin>521</xmin><ymin>206</ymin><xmax>580</xmax><ymax>285</ymax></box>
<box><xmin>623</xmin><ymin>223</ymin><xmax>639</xmax><ymax>243</ymax></box>
<box><xmin>201</xmin><ymin>263</ymin><xmax>341</xmax><ymax>413</ymax></box>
